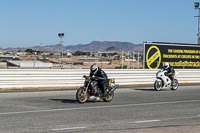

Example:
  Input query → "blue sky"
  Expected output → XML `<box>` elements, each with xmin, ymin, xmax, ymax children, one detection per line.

<box><xmin>0</xmin><ymin>0</ymin><xmax>198</xmax><ymax>48</ymax></box>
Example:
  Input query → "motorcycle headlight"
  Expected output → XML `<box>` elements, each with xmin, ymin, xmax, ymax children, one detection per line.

<box><xmin>109</xmin><ymin>79</ymin><xmax>115</xmax><ymax>85</ymax></box>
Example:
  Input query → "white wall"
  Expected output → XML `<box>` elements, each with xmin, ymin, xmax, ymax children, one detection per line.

<box><xmin>0</xmin><ymin>69</ymin><xmax>199</xmax><ymax>89</ymax></box>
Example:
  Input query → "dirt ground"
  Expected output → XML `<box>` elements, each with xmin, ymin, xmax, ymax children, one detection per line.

<box><xmin>50</xmin><ymin>56</ymin><xmax>143</xmax><ymax>69</ymax></box>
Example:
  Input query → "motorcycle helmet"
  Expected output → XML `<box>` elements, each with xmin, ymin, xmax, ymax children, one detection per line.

<box><xmin>164</xmin><ymin>62</ymin><xmax>169</xmax><ymax>69</ymax></box>
<box><xmin>90</xmin><ymin>64</ymin><xmax>98</xmax><ymax>74</ymax></box>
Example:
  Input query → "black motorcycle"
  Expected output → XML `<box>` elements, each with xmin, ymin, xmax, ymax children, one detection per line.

<box><xmin>76</xmin><ymin>75</ymin><xmax>119</xmax><ymax>103</ymax></box>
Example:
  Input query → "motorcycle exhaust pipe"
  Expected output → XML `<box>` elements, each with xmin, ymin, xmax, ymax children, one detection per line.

<box><xmin>110</xmin><ymin>84</ymin><xmax>119</xmax><ymax>93</ymax></box>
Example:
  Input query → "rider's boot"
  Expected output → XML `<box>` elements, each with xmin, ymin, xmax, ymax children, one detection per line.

<box><xmin>171</xmin><ymin>76</ymin><xmax>174</xmax><ymax>85</ymax></box>
<box><xmin>103</xmin><ymin>88</ymin><xmax>107</xmax><ymax>97</ymax></box>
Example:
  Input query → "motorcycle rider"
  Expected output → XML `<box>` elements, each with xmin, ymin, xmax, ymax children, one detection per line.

<box><xmin>163</xmin><ymin>62</ymin><xmax>175</xmax><ymax>82</ymax></box>
<box><xmin>89</xmin><ymin>64</ymin><xmax>108</xmax><ymax>97</ymax></box>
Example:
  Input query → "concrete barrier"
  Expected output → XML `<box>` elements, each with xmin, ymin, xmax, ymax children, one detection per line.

<box><xmin>0</xmin><ymin>69</ymin><xmax>199</xmax><ymax>89</ymax></box>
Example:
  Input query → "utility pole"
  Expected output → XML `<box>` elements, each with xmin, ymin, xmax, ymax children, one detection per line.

<box><xmin>121</xmin><ymin>50</ymin><xmax>123</xmax><ymax>69</ymax></box>
<box><xmin>58</xmin><ymin>33</ymin><xmax>64</xmax><ymax>69</ymax></box>
<box><xmin>194</xmin><ymin>2</ymin><xmax>200</xmax><ymax>44</ymax></box>
<box><xmin>133</xmin><ymin>51</ymin><xmax>134</xmax><ymax>69</ymax></box>
<box><xmin>138</xmin><ymin>51</ymin><xmax>139</xmax><ymax>69</ymax></box>
<box><xmin>127</xmin><ymin>51</ymin><xmax>129</xmax><ymax>69</ymax></box>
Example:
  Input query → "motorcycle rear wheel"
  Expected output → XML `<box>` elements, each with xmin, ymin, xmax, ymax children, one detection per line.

<box><xmin>76</xmin><ymin>87</ymin><xmax>88</xmax><ymax>103</ymax></box>
<box><xmin>154</xmin><ymin>80</ymin><xmax>162</xmax><ymax>91</ymax></box>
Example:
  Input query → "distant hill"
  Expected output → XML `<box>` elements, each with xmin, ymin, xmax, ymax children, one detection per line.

<box><xmin>105</xmin><ymin>46</ymin><xmax>121</xmax><ymax>52</ymax></box>
<box><xmin>64</xmin><ymin>41</ymin><xmax>143</xmax><ymax>52</ymax></box>
<box><xmin>32</xmin><ymin>44</ymin><xmax>63</xmax><ymax>52</ymax></box>
<box><xmin>3</xmin><ymin>41</ymin><xmax>144</xmax><ymax>52</ymax></box>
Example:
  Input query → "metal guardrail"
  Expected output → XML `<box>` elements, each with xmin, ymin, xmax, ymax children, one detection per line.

<box><xmin>0</xmin><ymin>69</ymin><xmax>200</xmax><ymax>89</ymax></box>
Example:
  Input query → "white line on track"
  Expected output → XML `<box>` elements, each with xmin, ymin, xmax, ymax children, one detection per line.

<box><xmin>162</xmin><ymin>116</ymin><xmax>200</xmax><ymax>121</ymax></box>
<box><xmin>130</xmin><ymin>115</ymin><xmax>200</xmax><ymax>124</ymax></box>
<box><xmin>134</xmin><ymin>120</ymin><xmax>160</xmax><ymax>123</ymax></box>
<box><xmin>52</xmin><ymin>127</ymin><xmax>87</xmax><ymax>131</ymax></box>
<box><xmin>1</xmin><ymin>99</ymin><xmax>200</xmax><ymax>115</ymax></box>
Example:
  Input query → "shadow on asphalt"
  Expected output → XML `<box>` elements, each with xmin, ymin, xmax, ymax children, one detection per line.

<box><xmin>134</xmin><ymin>88</ymin><xmax>170</xmax><ymax>91</ymax></box>
<box><xmin>134</xmin><ymin>88</ymin><xmax>155</xmax><ymax>91</ymax></box>
<box><xmin>50</xmin><ymin>99</ymin><xmax>104</xmax><ymax>104</ymax></box>
<box><xmin>50</xmin><ymin>99</ymin><xmax>78</xmax><ymax>103</ymax></box>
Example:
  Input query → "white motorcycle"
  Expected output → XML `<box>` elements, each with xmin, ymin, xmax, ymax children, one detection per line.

<box><xmin>154</xmin><ymin>69</ymin><xmax>179</xmax><ymax>91</ymax></box>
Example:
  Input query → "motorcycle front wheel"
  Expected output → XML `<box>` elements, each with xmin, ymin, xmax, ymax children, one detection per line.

<box><xmin>76</xmin><ymin>87</ymin><xmax>88</xmax><ymax>103</ymax></box>
<box><xmin>103</xmin><ymin>91</ymin><xmax>114</xmax><ymax>102</ymax></box>
<box><xmin>154</xmin><ymin>80</ymin><xmax>162</xmax><ymax>91</ymax></box>
<box><xmin>171</xmin><ymin>79</ymin><xmax>178</xmax><ymax>90</ymax></box>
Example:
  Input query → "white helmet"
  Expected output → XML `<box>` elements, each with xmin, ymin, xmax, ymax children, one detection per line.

<box><xmin>90</xmin><ymin>64</ymin><xmax>98</xmax><ymax>74</ymax></box>
<box><xmin>164</xmin><ymin>62</ymin><xmax>169</xmax><ymax>69</ymax></box>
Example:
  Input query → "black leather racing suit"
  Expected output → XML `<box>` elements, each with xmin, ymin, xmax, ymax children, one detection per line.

<box><xmin>89</xmin><ymin>67</ymin><xmax>108</xmax><ymax>96</ymax></box>
<box><xmin>164</xmin><ymin>65</ymin><xmax>175</xmax><ymax>82</ymax></box>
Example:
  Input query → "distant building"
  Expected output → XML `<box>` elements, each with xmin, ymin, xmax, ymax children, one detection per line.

<box><xmin>6</xmin><ymin>60</ymin><xmax>53</xmax><ymax>69</ymax></box>
<box><xmin>66</xmin><ymin>52</ymin><xmax>72</xmax><ymax>56</ymax></box>
<box><xmin>16</xmin><ymin>52</ymin><xmax>27</xmax><ymax>56</ymax></box>
<box><xmin>53</xmin><ymin>53</ymin><xmax>61</xmax><ymax>56</ymax></box>
<box><xmin>41</xmin><ymin>52</ymin><xmax>51</xmax><ymax>56</ymax></box>
<box><xmin>0</xmin><ymin>55</ymin><xmax>17</xmax><ymax>59</ymax></box>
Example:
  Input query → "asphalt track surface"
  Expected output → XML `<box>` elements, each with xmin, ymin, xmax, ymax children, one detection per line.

<box><xmin>0</xmin><ymin>86</ymin><xmax>200</xmax><ymax>133</ymax></box>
